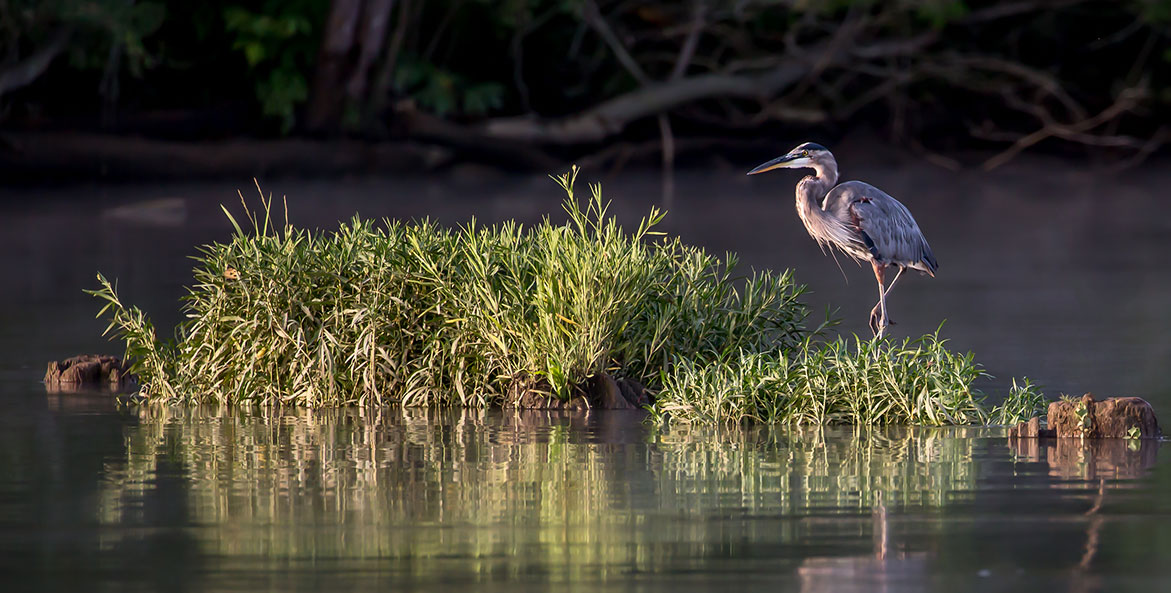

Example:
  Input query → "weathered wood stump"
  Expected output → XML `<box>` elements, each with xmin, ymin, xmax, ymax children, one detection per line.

<box><xmin>1007</xmin><ymin>416</ymin><xmax>1055</xmax><ymax>439</ymax></box>
<box><xmin>1049</xmin><ymin>394</ymin><xmax>1160</xmax><ymax>438</ymax></box>
<box><xmin>1008</xmin><ymin>393</ymin><xmax>1160</xmax><ymax>439</ymax></box>
<box><xmin>44</xmin><ymin>355</ymin><xmax>135</xmax><ymax>391</ymax></box>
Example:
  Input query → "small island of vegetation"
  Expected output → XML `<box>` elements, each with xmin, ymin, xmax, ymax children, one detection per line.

<box><xmin>91</xmin><ymin>168</ymin><xmax>1043</xmax><ymax>425</ymax></box>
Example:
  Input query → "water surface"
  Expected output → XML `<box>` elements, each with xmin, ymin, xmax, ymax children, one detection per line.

<box><xmin>2</xmin><ymin>155</ymin><xmax>1170</xmax><ymax>590</ymax></box>
<box><xmin>1</xmin><ymin>397</ymin><xmax>1167</xmax><ymax>592</ymax></box>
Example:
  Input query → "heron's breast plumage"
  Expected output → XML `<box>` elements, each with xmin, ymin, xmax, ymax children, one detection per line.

<box><xmin>794</xmin><ymin>179</ymin><xmax>870</xmax><ymax>262</ymax></box>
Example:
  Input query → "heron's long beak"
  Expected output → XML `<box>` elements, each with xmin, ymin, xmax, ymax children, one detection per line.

<box><xmin>746</xmin><ymin>154</ymin><xmax>801</xmax><ymax>175</ymax></box>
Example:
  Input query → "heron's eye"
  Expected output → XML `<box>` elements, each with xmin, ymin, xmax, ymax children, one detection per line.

<box><xmin>802</xmin><ymin>150</ymin><xmax>809</xmax><ymax>157</ymax></box>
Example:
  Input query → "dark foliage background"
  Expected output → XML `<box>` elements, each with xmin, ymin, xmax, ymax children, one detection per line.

<box><xmin>3</xmin><ymin>0</ymin><xmax>1169</xmax><ymax>169</ymax></box>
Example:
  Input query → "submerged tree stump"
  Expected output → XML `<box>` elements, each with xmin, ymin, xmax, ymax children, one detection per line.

<box><xmin>1009</xmin><ymin>393</ymin><xmax>1160</xmax><ymax>439</ymax></box>
<box><xmin>44</xmin><ymin>355</ymin><xmax>135</xmax><ymax>391</ymax></box>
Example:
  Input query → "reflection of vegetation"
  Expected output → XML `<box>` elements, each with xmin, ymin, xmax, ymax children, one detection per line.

<box><xmin>95</xmin><ymin>406</ymin><xmax>987</xmax><ymax>565</ymax></box>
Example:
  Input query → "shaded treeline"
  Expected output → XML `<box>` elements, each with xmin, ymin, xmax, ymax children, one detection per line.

<box><xmin>3</xmin><ymin>0</ymin><xmax>1169</xmax><ymax>168</ymax></box>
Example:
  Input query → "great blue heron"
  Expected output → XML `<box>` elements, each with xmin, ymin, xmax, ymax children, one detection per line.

<box><xmin>747</xmin><ymin>142</ymin><xmax>937</xmax><ymax>338</ymax></box>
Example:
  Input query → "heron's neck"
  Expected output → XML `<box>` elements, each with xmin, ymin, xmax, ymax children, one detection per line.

<box><xmin>795</xmin><ymin>160</ymin><xmax>838</xmax><ymax>219</ymax></box>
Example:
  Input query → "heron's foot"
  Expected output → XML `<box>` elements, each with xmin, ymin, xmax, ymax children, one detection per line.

<box><xmin>868</xmin><ymin>311</ymin><xmax>884</xmax><ymax>338</ymax></box>
<box><xmin>868</xmin><ymin>306</ymin><xmax>895</xmax><ymax>338</ymax></box>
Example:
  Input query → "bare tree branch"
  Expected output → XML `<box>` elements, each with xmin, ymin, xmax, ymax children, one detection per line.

<box><xmin>480</xmin><ymin>22</ymin><xmax>953</xmax><ymax>147</ymax></box>
<box><xmin>509</xmin><ymin>8</ymin><xmax>558</xmax><ymax>113</ymax></box>
<box><xmin>583</xmin><ymin>0</ymin><xmax>649</xmax><ymax>85</ymax></box>
<box><xmin>397</xmin><ymin>105</ymin><xmax>561</xmax><ymax>170</ymax></box>
<box><xmin>850</xmin><ymin>32</ymin><xmax>938</xmax><ymax>60</ymax></box>
<box><xmin>937</xmin><ymin>54</ymin><xmax>1086</xmax><ymax>120</ymax></box>
<box><xmin>669</xmin><ymin>2</ymin><xmax>706</xmax><ymax>81</ymax></box>
<box><xmin>0</xmin><ymin>26</ymin><xmax>73</xmax><ymax>97</ymax></box>
<box><xmin>659</xmin><ymin>2</ymin><xmax>707</xmax><ymax>173</ymax></box>
<box><xmin>657</xmin><ymin>113</ymin><xmax>674</xmax><ymax>167</ymax></box>
<box><xmin>482</xmin><ymin>63</ymin><xmax>807</xmax><ymax>143</ymax></box>
<box><xmin>982</xmin><ymin>87</ymin><xmax>1148</xmax><ymax>170</ymax></box>
<box><xmin>962</xmin><ymin>0</ymin><xmax>1089</xmax><ymax>23</ymax></box>
<box><xmin>384</xmin><ymin>0</ymin><xmax>1143</xmax><ymax>167</ymax></box>
<box><xmin>1099</xmin><ymin>126</ymin><xmax>1167</xmax><ymax>172</ymax></box>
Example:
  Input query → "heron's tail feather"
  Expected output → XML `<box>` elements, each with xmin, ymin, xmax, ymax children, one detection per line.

<box><xmin>919</xmin><ymin>242</ymin><xmax>938</xmax><ymax>276</ymax></box>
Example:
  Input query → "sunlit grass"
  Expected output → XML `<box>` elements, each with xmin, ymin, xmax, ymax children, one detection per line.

<box><xmin>91</xmin><ymin>169</ymin><xmax>807</xmax><ymax>407</ymax></box>
<box><xmin>989</xmin><ymin>377</ymin><xmax>1048</xmax><ymax>426</ymax></box>
<box><xmin>653</xmin><ymin>332</ymin><xmax>1047</xmax><ymax>425</ymax></box>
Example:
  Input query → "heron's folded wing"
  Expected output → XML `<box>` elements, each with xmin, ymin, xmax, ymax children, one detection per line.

<box><xmin>837</xmin><ymin>182</ymin><xmax>937</xmax><ymax>272</ymax></box>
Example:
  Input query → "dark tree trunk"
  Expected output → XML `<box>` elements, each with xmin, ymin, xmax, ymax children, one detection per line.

<box><xmin>307</xmin><ymin>0</ymin><xmax>396</xmax><ymax>133</ymax></box>
<box><xmin>305</xmin><ymin>0</ymin><xmax>363</xmax><ymax>133</ymax></box>
<box><xmin>346</xmin><ymin>0</ymin><xmax>394</xmax><ymax>102</ymax></box>
<box><xmin>367</xmin><ymin>0</ymin><xmax>411</xmax><ymax>126</ymax></box>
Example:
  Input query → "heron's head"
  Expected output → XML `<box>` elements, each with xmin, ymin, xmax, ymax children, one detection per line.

<box><xmin>746</xmin><ymin>142</ymin><xmax>831</xmax><ymax>175</ymax></box>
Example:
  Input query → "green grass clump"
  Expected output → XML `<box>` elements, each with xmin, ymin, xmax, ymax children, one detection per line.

<box><xmin>988</xmin><ymin>378</ymin><xmax>1047</xmax><ymax>426</ymax></box>
<box><xmin>91</xmin><ymin>169</ymin><xmax>1047</xmax><ymax>424</ymax></box>
<box><xmin>653</xmin><ymin>333</ymin><xmax>1048</xmax><ymax>426</ymax></box>
<box><xmin>91</xmin><ymin>168</ymin><xmax>808</xmax><ymax>407</ymax></box>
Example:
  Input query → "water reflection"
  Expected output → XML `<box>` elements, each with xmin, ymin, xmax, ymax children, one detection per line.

<box><xmin>797</xmin><ymin>496</ymin><xmax>930</xmax><ymax>593</ymax></box>
<box><xmin>1009</xmin><ymin>434</ymin><xmax>1159</xmax><ymax>480</ymax></box>
<box><xmin>2</xmin><ymin>396</ymin><xmax>1168</xmax><ymax>590</ymax></box>
<box><xmin>102</xmin><ymin>407</ymin><xmax>983</xmax><ymax>530</ymax></box>
<box><xmin>52</xmin><ymin>407</ymin><xmax>1141</xmax><ymax>588</ymax></box>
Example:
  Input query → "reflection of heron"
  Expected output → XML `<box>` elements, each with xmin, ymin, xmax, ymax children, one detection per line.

<box><xmin>748</xmin><ymin>143</ymin><xmax>937</xmax><ymax>337</ymax></box>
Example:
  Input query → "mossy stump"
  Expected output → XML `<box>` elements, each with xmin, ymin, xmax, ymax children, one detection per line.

<box><xmin>1009</xmin><ymin>393</ymin><xmax>1160</xmax><ymax>439</ymax></box>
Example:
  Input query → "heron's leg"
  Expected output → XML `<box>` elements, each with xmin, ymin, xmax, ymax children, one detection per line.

<box><xmin>883</xmin><ymin>266</ymin><xmax>906</xmax><ymax>298</ymax></box>
<box><xmin>870</xmin><ymin>265</ymin><xmax>907</xmax><ymax>328</ymax></box>
<box><xmin>869</xmin><ymin>261</ymin><xmax>888</xmax><ymax>338</ymax></box>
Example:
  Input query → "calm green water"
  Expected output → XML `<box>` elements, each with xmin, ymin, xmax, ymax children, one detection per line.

<box><xmin>2</xmin><ymin>389</ymin><xmax>1168</xmax><ymax>592</ymax></box>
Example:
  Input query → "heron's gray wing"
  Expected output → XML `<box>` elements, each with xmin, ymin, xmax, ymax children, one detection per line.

<box><xmin>826</xmin><ymin>181</ymin><xmax>937</xmax><ymax>273</ymax></box>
